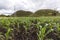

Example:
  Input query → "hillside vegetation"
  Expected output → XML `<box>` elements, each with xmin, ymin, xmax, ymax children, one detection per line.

<box><xmin>11</xmin><ymin>10</ymin><xmax>33</xmax><ymax>17</ymax></box>
<box><xmin>33</xmin><ymin>9</ymin><xmax>59</xmax><ymax>16</ymax></box>
<box><xmin>0</xmin><ymin>9</ymin><xmax>60</xmax><ymax>17</ymax></box>
<box><xmin>12</xmin><ymin>9</ymin><xmax>60</xmax><ymax>17</ymax></box>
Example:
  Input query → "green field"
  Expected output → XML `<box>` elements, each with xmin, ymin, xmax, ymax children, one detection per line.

<box><xmin>0</xmin><ymin>17</ymin><xmax>60</xmax><ymax>40</ymax></box>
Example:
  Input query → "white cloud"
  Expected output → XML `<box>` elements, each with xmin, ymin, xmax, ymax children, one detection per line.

<box><xmin>0</xmin><ymin>0</ymin><xmax>60</xmax><ymax>15</ymax></box>
<box><xmin>0</xmin><ymin>9</ymin><xmax>14</xmax><ymax>15</ymax></box>
<box><xmin>13</xmin><ymin>0</ymin><xmax>60</xmax><ymax>11</ymax></box>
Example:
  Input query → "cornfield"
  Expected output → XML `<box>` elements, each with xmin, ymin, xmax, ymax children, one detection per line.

<box><xmin>0</xmin><ymin>17</ymin><xmax>60</xmax><ymax>40</ymax></box>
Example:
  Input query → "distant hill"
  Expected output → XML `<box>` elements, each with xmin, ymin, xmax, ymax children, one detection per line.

<box><xmin>32</xmin><ymin>9</ymin><xmax>60</xmax><ymax>17</ymax></box>
<box><xmin>11</xmin><ymin>10</ymin><xmax>33</xmax><ymax>17</ymax></box>
<box><xmin>11</xmin><ymin>9</ymin><xmax>60</xmax><ymax>17</ymax></box>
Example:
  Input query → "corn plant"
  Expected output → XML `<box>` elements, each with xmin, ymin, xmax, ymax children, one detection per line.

<box><xmin>37</xmin><ymin>22</ymin><xmax>54</xmax><ymax>40</ymax></box>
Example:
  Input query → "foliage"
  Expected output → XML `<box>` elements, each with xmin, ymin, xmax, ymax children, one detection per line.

<box><xmin>0</xmin><ymin>9</ymin><xmax>60</xmax><ymax>17</ymax></box>
<box><xmin>33</xmin><ymin>9</ymin><xmax>60</xmax><ymax>16</ymax></box>
<box><xmin>0</xmin><ymin>17</ymin><xmax>60</xmax><ymax>40</ymax></box>
<box><xmin>11</xmin><ymin>10</ymin><xmax>33</xmax><ymax>17</ymax></box>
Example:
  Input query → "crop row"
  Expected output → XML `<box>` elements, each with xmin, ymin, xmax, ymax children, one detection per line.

<box><xmin>0</xmin><ymin>17</ymin><xmax>60</xmax><ymax>40</ymax></box>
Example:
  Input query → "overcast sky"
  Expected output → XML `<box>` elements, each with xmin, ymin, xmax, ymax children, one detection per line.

<box><xmin>0</xmin><ymin>0</ymin><xmax>60</xmax><ymax>15</ymax></box>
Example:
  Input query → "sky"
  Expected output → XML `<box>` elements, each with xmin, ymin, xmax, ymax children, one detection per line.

<box><xmin>0</xmin><ymin>0</ymin><xmax>60</xmax><ymax>15</ymax></box>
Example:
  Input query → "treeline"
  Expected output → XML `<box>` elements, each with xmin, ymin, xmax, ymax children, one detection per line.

<box><xmin>0</xmin><ymin>9</ymin><xmax>60</xmax><ymax>17</ymax></box>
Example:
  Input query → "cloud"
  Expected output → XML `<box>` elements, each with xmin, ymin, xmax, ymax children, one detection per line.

<box><xmin>0</xmin><ymin>0</ymin><xmax>60</xmax><ymax>15</ymax></box>
<box><xmin>15</xmin><ymin>0</ymin><xmax>60</xmax><ymax>12</ymax></box>
<box><xmin>0</xmin><ymin>0</ymin><xmax>14</xmax><ymax>14</ymax></box>
<box><xmin>0</xmin><ymin>9</ymin><xmax>14</xmax><ymax>15</ymax></box>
